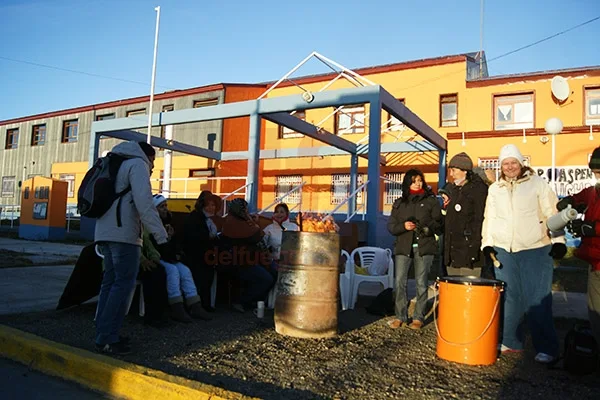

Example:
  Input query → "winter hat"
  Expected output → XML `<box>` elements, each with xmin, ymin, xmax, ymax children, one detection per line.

<box><xmin>152</xmin><ymin>194</ymin><xmax>167</xmax><ymax>208</ymax></box>
<box><xmin>137</xmin><ymin>141</ymin><xmax>156</xmax><ymax>157</ymax></box>
<box><xmin>589</xmin><ymin>146</ymin><xmax>600</xmax><ymax>170</ymax></box>
<box><xmin>498</xmin><ymin>144</ymin><xmax>525</xmax><ymax>166</ymax></box>
<box><xmin>448</xmin><ymin>152</ymin><xmax>473</xmax><ymax>171</ymax></box>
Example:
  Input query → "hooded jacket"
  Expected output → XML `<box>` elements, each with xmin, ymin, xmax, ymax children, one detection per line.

<box><xmin>481</xmin><ymin>170</ymin><xmax>565</xmax><ymax>253</ymax></box>
<box><xmin>571</xmin><ymin>186</ymin><xmax>600</xmax><ymax>270</ymax></box>
<box><xmin>94</xmin><ymin>141</ymin><xmax>167</xmax><ymax>247</ymax></box>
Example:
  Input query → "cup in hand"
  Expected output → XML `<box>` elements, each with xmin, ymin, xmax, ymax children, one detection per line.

<box><xmin>254</xmin><ymin>301</ymin><xmax>265</xmax><ymax>319</ymax></box>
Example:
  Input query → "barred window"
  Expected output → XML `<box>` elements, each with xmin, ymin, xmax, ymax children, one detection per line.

<box><xmin>331</xmin><ymin>174</ymin><xmax>364</xmax><ymax>205</ymax></box>
<box><xmin>478</xmin><ymin>156</ymin><xmax>530</xmax><ymax>181</ymax></box>
<box><xmin>384</xmin><ymin>172</ymin><xmax>403</xmax><ymax>204</ymax></box>
<box><xmin>276</xmin><ymin>175</ymin><xmax>302</xmax><ymax>204</ymax></box>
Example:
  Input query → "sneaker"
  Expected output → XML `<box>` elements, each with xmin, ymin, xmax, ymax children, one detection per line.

<box><xmin>534</xmin><ymin>352</ymin><xmax>556</xmax><ymax>364</ymax></box>
<box><xmin>408</xmin><ymin>320</ymin><xmax>424</xmax><ymax>330</ymax></box>
<box><xmin>500</xmin><ymin>344</ymin><xmax>524</xmax><ymax>354</ymax></box>
<box><xmin>95</xmin><ymin>341</ymin><xmax>131</xmax><ymax>356</ymax></box>
<box><xmin>386</xmin><ymin>319</ymin><xmax>403</xmax><ymax>329</ymax></box>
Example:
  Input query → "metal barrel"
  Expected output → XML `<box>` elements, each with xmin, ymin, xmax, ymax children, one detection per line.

<box><xmin>274</xmin><ymin>231</ymin><xmax>341</xmax><ymax>338</ymax></box>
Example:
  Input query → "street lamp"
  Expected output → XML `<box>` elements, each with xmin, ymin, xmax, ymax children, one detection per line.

<box><xmin>544</xmin><ymin>117</ymin><xmax>563</xmax><ymax>192</ymax></box>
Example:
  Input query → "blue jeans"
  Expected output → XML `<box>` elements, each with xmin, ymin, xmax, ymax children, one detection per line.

<box><xmin>160</xmin><ymin>261</ymin><xmax>199</xmax><ymax>303</ymax></box>
<box><xmin>395</xmin><ymin>248</ymin><xmax>433</xmax><ymax>322</ymax></box>
<box><xmin>237</xmin><ymin>265</ymin><xmax>275</xmax><ymax>306</ymax></box>
<box><xmin>95</xmin><ymin>242</ymin><xmax>140</xmax><ymax>346</ymax></box>
<box><xmin>494</xmin><ymin>245</ymin><xmax>559</xmax><ymax>357</ymax></box>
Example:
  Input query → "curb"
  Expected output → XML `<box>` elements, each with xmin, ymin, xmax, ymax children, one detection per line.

<box><xmin>0</xmin><ymin>325</ymin><xmax>257</xmax><ymax>400</ymax></box>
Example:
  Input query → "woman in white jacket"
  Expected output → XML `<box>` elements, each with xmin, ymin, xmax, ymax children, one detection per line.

<box><xmin>263</xmin><ymin>203</ymin><xmax>300</xmax><ymax>268</ymax></box>
<box><xmin>481</xmin><ymin>144</ymin><xmax>566</xmax><ymax>364</ymax></box>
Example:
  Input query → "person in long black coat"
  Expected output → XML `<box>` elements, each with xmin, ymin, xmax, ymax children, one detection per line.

<box><xmin>387</xmin><ymin>169</ymin><xmax>443</xmax><ymax>330</ymax></box>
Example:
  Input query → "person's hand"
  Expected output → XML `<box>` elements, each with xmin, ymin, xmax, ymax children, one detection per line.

<box><xmin>404</xmin><ymin>221</ymin><xmax>416</xmax><ymax>231</ymax></box>
<box><xmin>549</xmin><ymin>243</ymin><xmax>567</xmax><ymax>260</ymax></box>
<box><xmin>568</xmin><ymin>219</ymin><xmax>597</xmax><ymax>238</ymax></box>
<box><xmin>140</xmin><ymin>258</ymin><xmax>158</xmax><ymax>272</ymax></box>
<box><xmin>482</xmin><ymin>246</ymin><xmax>497</xmax><ymax>260</ymax></box>
<box><xmin>441</xmin><ymin>194</ymin><xmax>450</xmax><ymax>208</ymax></box>
<box><xmin>556</xmin><ymin>196</ymin><xmax>573</xmax><ymax>211</ymax></box>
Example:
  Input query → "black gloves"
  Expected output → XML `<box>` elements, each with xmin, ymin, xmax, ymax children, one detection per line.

<box><xmin>549</xmin><ymin>243</ymin><xmax>567</xmax><ymax>260</ymax></box>
<box><xmin>482</xmin><ymin>246</ymin><xmax>497</xmax><ymax>260</ymax></box>
<box><xmin>568</xmin><ymin>219</ymin><xmax>597</xmax><ymax>238</ymax></box>
<box><xmin>556</xmin><ymin>196</ymin><xmax>573</xmax><ymax>211</ymax></box>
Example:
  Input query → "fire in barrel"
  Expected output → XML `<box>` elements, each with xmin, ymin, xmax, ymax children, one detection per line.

<box><xmin>274</xmin><ymin>215</ymin><xmax>340</xmax><ymax>339</ymax></box>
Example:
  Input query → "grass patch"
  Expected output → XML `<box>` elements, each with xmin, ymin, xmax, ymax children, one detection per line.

<box><xmin>0</xmin><ymin>249</ymin><xmax>33</xmax><ymax>268</ymax></box>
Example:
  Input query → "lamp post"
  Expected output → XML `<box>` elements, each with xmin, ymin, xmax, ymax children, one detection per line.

<box><xmin>544</xmin><ymin>117</ymin><xmax>563</xmax><ymax>192</ymax></box>
<box><xmin>146</xmin><ymin>6</ymin><xmax>161</xmax><ymax>144</ymax></box>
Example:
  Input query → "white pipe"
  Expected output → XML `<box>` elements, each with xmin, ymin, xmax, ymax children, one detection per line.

<box><xmin>551</xmin><ymin>133</ymin><xmax>556</xmax><ymax>192</ymax></box>
<box><xmin>146</xmin><ymin>6</ymin><xmax>161</xmax><ymax>144</ymax></box>
<box><xmin>162</xmin><ymin>124</ymin><xmax>173</xmax><ymax>197</ymax></box>
<box><xmin>257</xmin><ymin>51</ymin><xmax>316</xmax><ymax>99</ymax></box>
<box><xmin>313</xmin><ymin>52</ymin><xmax>377</xmax><ymax>86</ymax></box>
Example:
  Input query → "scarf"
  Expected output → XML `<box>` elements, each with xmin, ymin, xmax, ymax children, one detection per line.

<box><xmin>203</xmin><ymin>210</ymin><xmax>218</xmax><ymax>238</ymax></box>
<box><xmin>409</xmin><ymin>188</ymin><xmax>425</xmax><ymax>196</ymax></box>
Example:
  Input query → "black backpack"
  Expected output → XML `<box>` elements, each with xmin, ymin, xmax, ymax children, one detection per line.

<box><xmin>563</xmin><ymin>322</ymin><xmax>599</xmax><ymax>375</ymax></box>
<box><xmin>77</xmin><ymin>152</ymin><xmax>131</xmax><ymax>226</ymax></box>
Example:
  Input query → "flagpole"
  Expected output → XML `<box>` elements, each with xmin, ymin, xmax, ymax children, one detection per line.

<box><xmin>147</xmin><ymin>6</ymin><xmax>161</xmax><ymax>144</ymax></box>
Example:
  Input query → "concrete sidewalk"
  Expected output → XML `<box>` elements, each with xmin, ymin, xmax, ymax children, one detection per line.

<box><xmin>0</xmin><ymin>237</ymin><xmax>84</xmax><ymax>258</ymax></box>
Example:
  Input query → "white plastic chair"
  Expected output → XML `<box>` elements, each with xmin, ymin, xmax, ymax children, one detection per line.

<box><xmin>347</xmin><ymin>247</ymin><xmax>394</xmax><ymax>310</ymax></box>
<box><xmin>94</xmin><ymin>244</ymin><xmax>145</xmax><ymax>318</ymax></box>
<box><xmin>339</xmin><ymin>249</ymin><xmax>352</xmax><ymax>310</ymax></box>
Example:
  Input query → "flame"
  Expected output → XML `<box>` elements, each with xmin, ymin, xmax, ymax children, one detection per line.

<box><xmin>297</xmin><ymin>213</ymin><xmax>340</xmax><ymax>233</ymax></box>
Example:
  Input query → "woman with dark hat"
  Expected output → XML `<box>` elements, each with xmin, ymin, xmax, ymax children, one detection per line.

<box><xmin>442</xmin><ymin>152</ymin><xmax>489</xmax><ymax>277</ymax></box>
<box><xmin>182</xmin><ymin>190</ymin><xmax>223</xmax><ymax>311</ymax></box>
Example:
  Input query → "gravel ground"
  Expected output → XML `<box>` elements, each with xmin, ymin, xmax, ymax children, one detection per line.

<box><xmin>1</xmin><ymin>298</ymin><xmax>599</xmax><ymax>400</ymax></box>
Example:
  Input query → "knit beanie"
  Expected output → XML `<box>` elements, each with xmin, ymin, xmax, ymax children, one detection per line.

<box><xmin>152</xmin><ymin>194</ymin><xmax>167</xmax><ymax>208</ymax></box>
<box><xmin>498</xmin><ymin>144</ymin><xmax>524</xmax><ymax>166</ymax></box>
<box><xmin>589</xmin><ymin>146</ymin><xmax>600</xmax><ymax>170</ymax></box>
<box><xmin>448</xmin><ymin>152</ymin><xmax>473</xmax><ymax>171</ymax></box>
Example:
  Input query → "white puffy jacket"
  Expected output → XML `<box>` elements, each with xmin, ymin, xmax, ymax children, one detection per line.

<box><xmin>481</xmin><ymin>171</ymin><xmax>565</xmax><ymax>252</ymax></box>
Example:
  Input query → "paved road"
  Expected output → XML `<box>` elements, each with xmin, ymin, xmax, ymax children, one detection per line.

<box><xmin>0</xmin><ymin>357</ymin><xmax>110</xmax><ymax>399</ymax></box>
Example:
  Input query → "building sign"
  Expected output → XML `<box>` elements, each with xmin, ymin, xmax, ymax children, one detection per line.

<box><xmin>533</xmin><ymin>165</ymin><xmax>596</xmax><ymax>197</ymax></box>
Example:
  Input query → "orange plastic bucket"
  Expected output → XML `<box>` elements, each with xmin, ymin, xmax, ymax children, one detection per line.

<box><xmin>435</xmin><ymin>276</ymin><xmax>504</xmax><ymax>366</ymax></box>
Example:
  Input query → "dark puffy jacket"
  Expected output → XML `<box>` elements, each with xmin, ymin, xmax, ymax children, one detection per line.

<box><xmin>387</xmin><ymin>190</ymin><xmax>443</xmax><ymax>256</ymax></box>
<box><xmin>443</xmin><ymin>175</ymin><xmax>488</xmax><ymax>268</ymax></box>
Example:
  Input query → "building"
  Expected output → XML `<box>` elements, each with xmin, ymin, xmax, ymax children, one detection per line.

<box><xmin>1</xmin><ymin>52</ymin><xmax>599</xmax><ymax>215</ymax></box>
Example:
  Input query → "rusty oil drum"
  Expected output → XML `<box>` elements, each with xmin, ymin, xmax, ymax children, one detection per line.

<box><xmin>274</xmin><ymin>231</ymin><xmax>341</xmax><ymax>339</ymax></box>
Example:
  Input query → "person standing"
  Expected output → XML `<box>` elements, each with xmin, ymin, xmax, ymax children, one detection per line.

<box><xmin>481</xmin><ymin>144</ymin><xmax>566</xmax><ymax>363</ymax></box>
<box><xmin>94</xmin><ymin>141</ymin><xmax>168</xmax><ymax>355</ymax></box>
<box><xmin>559</xmin><ymin>146</ymin><xmax>600</xmax><ymax>347</ymax></box>
<box><xmin>387</xmin><ymin>169</ymin><xmax>443</xmax><ymax>330</ymax></box>
<box><xmin>443</xmin><ymin>152</ymin><xmax>489</xmax><ymax>277</ymax></box>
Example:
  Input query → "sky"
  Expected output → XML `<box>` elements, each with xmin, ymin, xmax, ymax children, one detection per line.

<box><xmin>0</xmin><ymin>0</ymin><xmax>599</xmax><ymax>121</ymax></box>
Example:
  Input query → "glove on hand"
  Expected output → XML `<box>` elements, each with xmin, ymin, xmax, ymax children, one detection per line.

<box><xmin>548</xmin><ymin>243</ymin><xmax>567</xmax><ymax>260</ymax></box>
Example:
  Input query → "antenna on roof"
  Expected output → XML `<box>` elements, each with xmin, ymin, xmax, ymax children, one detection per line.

<box><xmin>551</xmin><ymin>76</ymin><xmax>571</xmax><ymax>104</ymax></box>
<box><xmin>479</xmin><ymin>0</ymin><xmax>485</xmax><ymax>78</ymax></box>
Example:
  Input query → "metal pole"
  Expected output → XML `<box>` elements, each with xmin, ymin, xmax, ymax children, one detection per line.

<box><xmin>479</xmin><ymin>0</ymin><xmax>484</xmax><ymax>78</ymax></box>
<box><xmin>146</xmin><ymin>6</ymin><xmax>161</xmax><ymax>144</ymax></box>
<box><xmin>551</xmin><ymin>133</ymin><xmax>556</xmax><ymax>192</ymax></box>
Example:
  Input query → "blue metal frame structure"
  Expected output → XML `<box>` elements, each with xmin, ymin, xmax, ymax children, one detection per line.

<box><xmin>90</xmin><ymin>85</ymin><xmax>447</xmax><ymax>245</ymax></box>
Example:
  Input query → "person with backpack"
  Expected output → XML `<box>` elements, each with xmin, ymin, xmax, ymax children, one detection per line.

<box><xmin>386</xmin><ymin>169</ymin><xmax>443</xmax><ymax>330</ymax></box>
<box><xmin>93</xmin><ymin>141</ymin><xmax>168</xmax><ymax>355</ymax></box>
<box><xmin>559</xmin><ymin>146</ymin><xmax>600</xmax><ymax>348</ymax></box>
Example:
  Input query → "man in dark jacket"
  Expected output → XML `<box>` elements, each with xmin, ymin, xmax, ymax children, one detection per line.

<box><xmin>442</xmin><ymin>152</ymin><xmax>489</xmax><ymax>277</ymax></box>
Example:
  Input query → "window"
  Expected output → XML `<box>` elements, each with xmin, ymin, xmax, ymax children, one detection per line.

<box><xmin>1</xmin><ymin>176</ymin><xmax>15</xmax><ymax>197</ymax></box>
<box><xmin>126</xmin><ymin>109</ymin><xmax>146</xmax><ymax>117</ymax></box>
<box><xmin>275</xmin><ymin>175</ymin><xmax>303</xmax><ymax>204</ymax></box>
<box><xmin>193</xmin><ymin>98</ymin><xmax>219</xmax><ymax>108</ymax></box>
<box><xmin>158</xmin><ymin>170</ymin><xmax>164</xmax><ymax>194</ymax></box>
<box><xmin>494</xmin><ymin>93</ymin><xmax>534</xmax><ymax>130</ymax></box>
<box><xmin>5</xmin><ymin>128</ymin><xmax>18</xmax><ymax>149</ymax></box>
<box><xmin>189</xmin><ymin>169</ymin><xmax>215</xmax><ymax>177</ymax></box>
<box><xmin>59</xmin><ymin>174</ymin><xmax>75</xmax><ymax>198</ymax></box>
<box><xmin>585</xmin><ymin>87</ymin><xmax>600</xmax><ymax>125</ymax></box>
<box><xmin>384</xmin><ymin>172</ymin><xmax>403</xmax><ymax>205</ymax></box>
<box><xmin>440</xmin><ymin>94</ymin><xmax>458</xmax><ymax>127</ymax></box>
<box><xmin>160</xmin><ymin>104</ymin><xmax>174</xmax><ymax>138</ymax></box>
<box><xmin>478</xmin><ymin>156</ymin><xmax>531</xmax><ymax>179</ymax></box>
<box><xmin>96</xmin><ymin>113</ymin><xmax>115</xmax><ymax>121</ymax></box>
<box><xmin>336</xmin><ymin>105</ymin><xmax>365</xmax><ymax>135</ymax></box>
<box><xmin>386</xmin><ymin>99</ymin><xmax>406</xmax><ymax>132</ymax></box>
<box><xmin>331</xmin><ymin>174</ymin><xmax>364</xmax><ymax>205</ymax></box>
<box><xmin>279</xmin><ymin>111</ymin><xmax>306</xmax><ymax>139</ymax></box>
<box><xmin>31</xmin><ymin>124</ymin><xmax>46</xmax><ymax>146</ymax></box>
<box><xmin>61</xmin><ymin>120</ymin><xmax>78</xmax><ymax>143</ymax></box>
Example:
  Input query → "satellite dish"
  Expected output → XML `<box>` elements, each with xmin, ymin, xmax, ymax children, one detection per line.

<box><xmin>551</xmin><ymin>76</ymin><xmax>570</xmax><ymax>102</ymax></box>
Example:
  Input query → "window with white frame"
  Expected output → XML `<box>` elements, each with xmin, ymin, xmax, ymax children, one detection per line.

<box><xmin>59</xmin><ymin>174</ymin><xmax>75</xmax><ymax>198</ymax></box>
<box><xmin>336</xmin><ymin>105</ymin><xmax>365</xmax><ymax>135</ymax></box>
<box><xmin>1</xmin><ymin>176</ymin><xmax>16</xmax><ymax>198</ymax></box>
<box><xmin>275</xmin><ymin>175</ymin><xmax>302</xmax><ymax>204</ymax></box>
<box><xmin>384</xmin><ymin>172</ymin><xmax>403</xmax><ymax>204</ymax></box>
<box><xmin>585</xmin><ymin>87</ymin><xmax>600</xmax><ymax>125</ymax></box>
<box><xmin>494</xmin><ymin>93</ymin><xmax>534</xmax><ymax>130</ymax></box>
<box><xmin>279</xmin><ymin>111</ymin><xmax>306</xmax><ymax>139</ymax></box>
<box><xmin>478</xmin><ymin>156</ymin><xmax>531</xmax><ymax>179</ymax></box>
<box><xmin>440</xmin><ymin>94</ymin><xmax>458</xmax><ymax>127</ymax></box>
<box><xmin>386</xmin><ymin>99</ymin><xmax>406</xmax><ymax>132</ymax></box>
<box><xmin>331</xmin><ymin>173</ymin><xmax>364</xmax><ymax>205</ymax></box>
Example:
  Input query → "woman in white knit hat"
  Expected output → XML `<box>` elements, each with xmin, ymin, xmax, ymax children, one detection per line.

<box><xmin>481</xmin><ymin>144</ymin><xmax>566</xmax><ymax>364</ymax></box>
